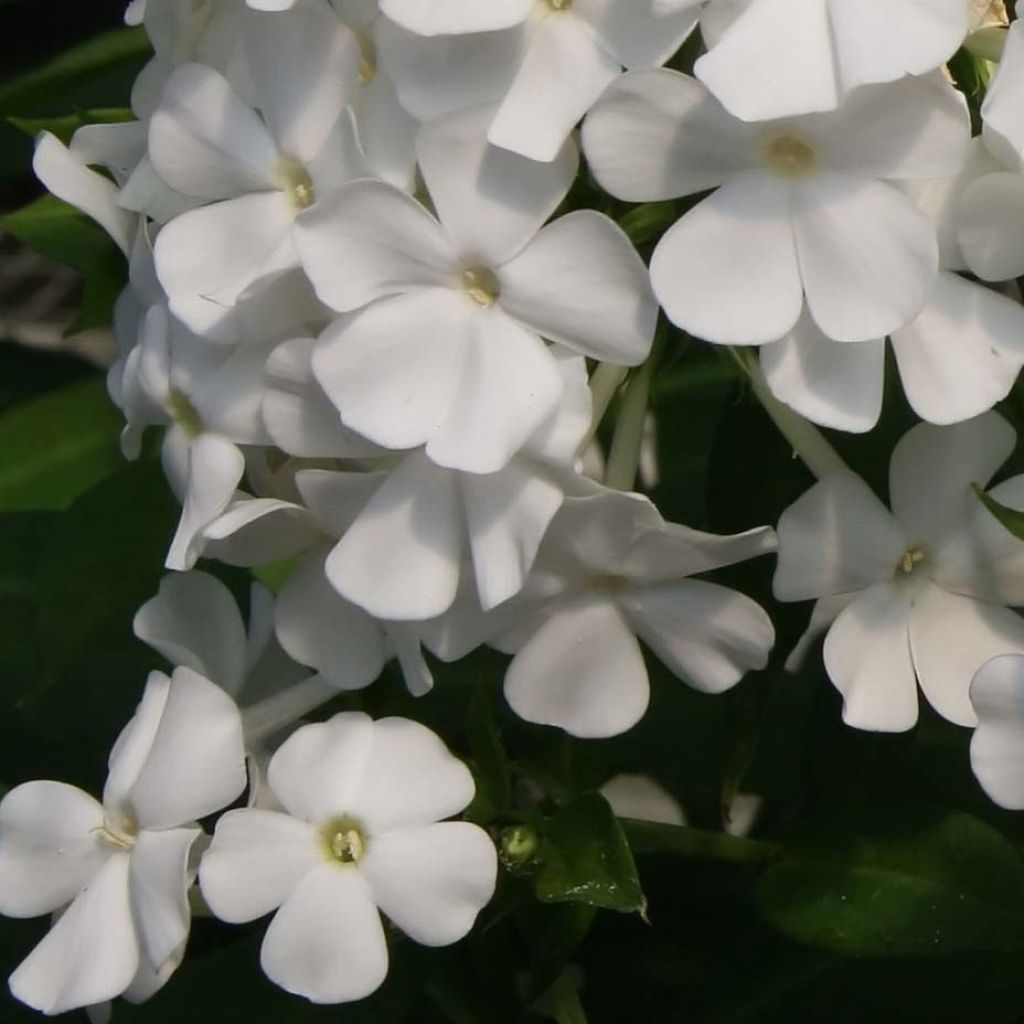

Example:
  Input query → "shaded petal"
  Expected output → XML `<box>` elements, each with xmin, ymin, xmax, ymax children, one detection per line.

<box><xmin>499</xmin><ymin>211</ymin><xmax>657</xmax><ymax>365</ymax></box>
<box><xmin>823</xmin><ymin>582</ymin><xmax>919</xmax><ymax>733</ymax></box>
<box><xmin>388</xmin><ymin>624</ymin><xmax>436</xmax><ymax>697</ymax></box>
<box><xmin>651</xmin><ymin>173</ymin><xmax>802</xmax><ymax>345</ymax></box>
<box><xmin>295</xmin><ymin>468</ymin><xmax>386</xmax><ymax>538</ymax></box>
<box><xmin>621</xmin><ymin>578</ymin><xmax>774</xmax><ymax>694</ymax></box>
<box><xmin>774</xmin><ymin>471</ymin><xmax>905</xmax><ymax>601</ymax></box>
<box><xmin>133</xmin><ymin>570</ymin><xmax>248</xmax><ymax>695</ymax></box>
<box><xmin>599</xmin><ymin>773</ymin><xmax>686</xmax><ymax>826</ymax></box>
<box><xmin>488</xmin><ymin>12</ymin><xmax>619</xmax><ymax>163</ymax></box>
<box><xmin>199</xmin><ymin>808</ymin><xmax>321</xmax><ymax>922</ymax></box>
<box><xmin>9</xmin><ymin>854</ymin><xmax>138</xmax><ymax>1016</ymax></box>
<box><xmin>294</xmin><ymin>179</ymin><xmax>457</xmax><ymax>312</ymax></box>
<box><xmin>909</xmin><ymin>583</ymin><xmax>1024</xmax><ymax>728</ymax></box>
<box><xmin>417</xmin><ymin>103</ymin><xmax>578</xmax><ymax>267</ymax></box>
<box><xmin>0</xmin><ymin>782</ymin><xmax>105</xmax><ymax>918</ymax></box>
<box><xmin>888</xmin><ymin>412</ymin><xmax>1014</xmax><ymax>548</ymax></box>
<box><xmin>958</xmin><ymin>172</ymin><xmax>1024</xmax><ymax>282</ymax></box>
<box><xmin>891</xmin><ymin>272</ymin><xmax>1024</xmax><ymax>425</ymax></box>
<box><xmin>326</xmin><ymin>453</ymin><xmax>463</xmax><ymax>621</ymax></box>
<box><xmin>970</xmin><ymin>654</ymin><xmax>1024</xmax><ymax>810</ymax></box>
<box><xmin>760</xmin><ymin>315</ymin><xmax>884</xmax><ymax>433</ymax></box>
<box><xmin>260</xmin><ymin>864</ymin><xmax>387</xmax><ymax>1003</ymax></box>
<box><xmin>792</xmin><ymin>174</ymin><xmax>938</xmax><ymax>343</ymax></box>
<box><xmin>504</xmin><ymin>598</ymin><xmax>649</xmax><ymax>738</ymax></box>
<box><xmin>582</xmin><ymin>68</ymin><xmax>757</xmax><ymax>202</ymax></box>
<box><xmin>379</xmin><ymin>0</ymin><xmax>533</xmax><ymax>34</ymax></box>
<box><xmin>574</xmin><ymin>0</ymin><xmax>701</xmax><ymax>68</ymax></box>
<box><xmin>362</xmin><ymin>822</ymin><xmax>496</xmax><ymax>945</ymax></box>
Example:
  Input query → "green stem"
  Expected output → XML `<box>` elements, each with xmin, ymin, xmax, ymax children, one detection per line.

<box><xmin>242</xmin><ymin>676</ymin><xmax>339</xmax><ymax>743</ymax></box>
<box><xmin>604</xmin><ymin>356</ymin><xmax>656</xmax><ymax>491</ymax></box>
<box><xmin>728</xmin><ymin>348</ymin><xmax>848</xmax><ymax>480</ymax></box>
<box><xmin>586</xmin><ymin>362</ymin><xmax>629</xmax><ymax>446</ymax></box>
<box><xmin>622</xmin><ymin>819</ymin><xmax>781</xmax><ymax>866</ymax></box>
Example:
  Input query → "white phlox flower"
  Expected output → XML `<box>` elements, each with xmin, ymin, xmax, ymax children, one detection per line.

<box><xmin>378</xmin><ymin>0</ymin><xmax>703</xmax><ymax>163</ymax></box>
<box><xmin>0</xmin><ymin>670</ymin><xmax>247</xmax><ymax>1015</ymax></box>
<box><xmin>199</xmin><ymin>712</ymin><xmax>497</xmax><ymax>1004</ymax></box>
<box><xmin>696</xmin><ymin>0</ymin><xmax>969</xmax><ymax>122</ymax></box>
<box><xmin>774</xmin><ymin>412</ymin><xmax>1024</xmax><ymax>733</ymax></box>
<box><xmin>149</xmin><ymin>1</ymin><xmax>367</xmax><ymax>340</ymax></box>
<box><xmin>583</xmin><ymin>70</ymin><xmax>970</xmax><ymax>346</ymax></box>
<box><xmin>499</xmin><ymin>489</ymin><xmax>777</xmax><ymax>738</ymax></box>
<box><xmin>599</xmin><ymin>774</ymin><xmax>686</xmax><ymax>826</ymax></box>
<box><xmin>969</xmin><ymin>653</ymin><xmax>1024</xmax><ymax>809</ymax></box>
<box><xmin>296</xmin><ymin>104</ymin><xmax>656</xmax><ymax>475</ymax></box>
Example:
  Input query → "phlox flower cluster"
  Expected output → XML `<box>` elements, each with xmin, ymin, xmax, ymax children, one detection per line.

<box><xmin>8</xmin><ymin>0</ymin><xmax>1024</xmax><ymax>1016</ymax></box>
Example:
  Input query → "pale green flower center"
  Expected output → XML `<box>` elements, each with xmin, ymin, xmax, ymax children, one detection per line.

<box><xmin>277</xmin><ymin>155</ymin><xmax>317</xmax><ymax>211</ymax></box>
<box><xmin>546</xmin><ymin>0</ymin><xmax>573</xmax><ymax>9</ymax></box>
<box><xmin>761</xmin><ymin>134</ymin><xmax>819</xmax><ymax>179</ymax></box>
<box><xmin>896</xmin><ymin>547</ymin><xmax>927</xmax><ymax>575</ymax></box>
<box><xmin>167</xmin><ymin>389</ymin><xmax>204</xmax><ymax>439</ymax></box>
<box><xmin>95</xmin><ymin>813</ymin><xmax>138</xmax><ymax>852</ymax></box>
<box><xmin>322</xmin><ymin>816</ymin><xmax>368</xmax><ymax>865</ymax></box>
<box><xmin>462</xmin><ymin>267</ymin><xmax>502</xmax><ymax>307</ymax></box>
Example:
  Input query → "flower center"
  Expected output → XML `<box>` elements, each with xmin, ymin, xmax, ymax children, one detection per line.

<box><xmin>896</xmin><ymin>547</ymin><xmax>927</xmax><ymax>575</ymax></box>
<box><xmin>546</xmin><ymin>0</ymin><xmax>573</xmax><ymax>9</ymax></box>
<box><xmin>95</xmin><ymin>813</ymin><xmax>138</xmax><ymax>852</ymax></box>
<box><xmin>760</xmin><ymin>134</ymin><xmax>819</xmax><ymax>179</ymax></box>
<box><xmin>462</xmin><ymin>266</ymin><xmax>501</xmax><ymax>307</ymax></box>
<box><xmin>276</xmin><ymin>155</ymin><xmax>316</xmax><ymax>212</ymax></box>
<box><xmin>166</xmin><ymin>388</ymin><xmax>204</xmax><ymax>438</ymax></box>
<box><xmin>322</xmin><ymin>816</ymin><xmax>367</xmax><ymax>865</ymax></box>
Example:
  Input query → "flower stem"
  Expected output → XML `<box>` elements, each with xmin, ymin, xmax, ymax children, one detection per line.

<box><xmin>242</xmin><ymin>676</ymin><xmax>340</xmax><ymax>744</ymax></box>
<box><xmin>728</xmin><ymin>348</ymin><xmax>848</xmax><ymax>480</ymax></box>
<box><xmin>605</xmin><ymin>354</ymin><xmax>657</xmax><ymax>492</ymax></box>
<box><xmin>622</xmin><ymin>819</ymin><xmax>781</xmax><ymax>866</ymax></box>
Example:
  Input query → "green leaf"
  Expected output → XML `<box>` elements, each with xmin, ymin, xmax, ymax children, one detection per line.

<box><xmin>0</xmin><ymin>377</ymin><xmax>122</xmax><ymax>511</ymax></box>
<box><xmin>0</xmin><ymin>28</ymin><xmax>150</xmax><ymax>115</ymax></box>
<box><xmin>756</xmin><ymin>808</ymin><xmax>1024</xmax><ymax>957</ymax></box>
<box><xmin>535</xmin><ymin>792</ymin><xmax>646</xmax><ymax>914</ymax></box>
<box><xmin>973</xmin><ymin>482</ymin><xmax>1024</xmax><ymax>541</ymax></box>
<box><xmin>616</xmin><ymin>201</ymin><xmax>677</xmax><ymax>246</ymax></box>
<box><xmin>9</xmin><ymin>107</ymin><xmax>134</xmax><ymax>144</ymax></box>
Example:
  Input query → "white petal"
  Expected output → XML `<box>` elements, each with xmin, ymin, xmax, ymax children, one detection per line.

<box><xmin>696</xmin><ymin>0</ymin><xmax>838</xmax><ymax>120</ymax></box>
<box><xmin>498</xmin><ymin>211</ymin><xmax>658</xmax><ymax>365</ymax></box>
<box><xmin>154</xmin><ymin>192</ymin><xmax>296</xmax><ymax>341</ymax></box>
<box><xmin>0</xmin><ymin>782</ymin><xmax>105</xmax><ymax>918</ymax></box>
<box><xmin>361</xmin><ymin>822</ymin><xmax>496</xmax><ymax>945</ymax></box>
<box><xmin>275</xmin><ymin>550</ymin><xmax>387</xmax><ymax>690</ymax></box>
<box><xmin>823</xmin><ymin>582</ymin><xmax>919</xmax><ymax>732</ymax></box>
<box><xmin>353</xmin><ymin>70</ymin><xmax>418</xmax><ymax>191</ymax></box>
<box><xmin>346</xmin><ymin>717</ymin><xmax>476</xmax><ymax>836</ymax></box>
<box><xmin>981</xmin><ymin>21</ymin><xmax>1024</xmax><ymax>165</ymax></box>
<box><xmin>888</xmin><ymin>412</ymin><xmax>1014</xmax><ymax>548</ymax></box>
<box><xmin>148</xmin><ymin>63</ymin><xmax>277</xmax><ymax>199</ymax></box>
<box><xmin>33</xmin><ymin>133</ymin><xmax>135</xmax><ymax>254</ymax></box>
<box><xmin>958</xmin><ymin>172</ymin><xmax>1024</xmax><ymax>282</ymax></box>
<box><xmin>133</xmin><ymin>571</ymin><xmax>248</xmax><ymax>695</ymax></box>
<box><xmin>387</xmin><ymin>624</ymin><xmax>436</xmax><ymax>697</ymax></box>
<box><xmin>488</xmin><ymin>12</ymin><xmax>619</xmax><ymax>163</ymax></box>
<box><xmin>326</xmin><ymin>453</ymin><xmax>463</xmax><ymax>621</ymax></box>
<box><xmin>970</xmin><ymin>654</ymin><xmax>1024</xmax><ymax>810</ymax></box>
<box><xmin>244</xmin><ymin>2</ymin><xmax>360</xmax><ymax>162</ymax></box>
<box><xmin>574</xmin><ymin>0</ymin><xmax>701</xmax><ymax>68</ymax></box>
<box><xmin>792</xmin><ymin>174</ymin><xmax>938</xmax><ymax>343</ymax></box>
<box><xmin>650</xmin><ymin>173</ymin><xmax>802</xmax><ymax>345</ymax></box>
<box><xmin>199</xmin><ymin>808</ymin><xmax>321</xmax><ymax>922</ymax></box>
<box><xmin>417</xmin><ymin>103</ymin><xmax>578</xmax><ymax>267</ymax></box>
<box><xmin>599</xmin><ymin>773</ymin><xmax>686</xmax><ymax>826</ymax></box>
<box><xmin>261</xmin><ymin>864</ymin><xmax>388</xmax><ymax>1003</ymax></box>
<box><xmin>128</xmin><ymin>827</ymin><xmax>198</xmax><ymax>975</ymax></box>
<box><xmin>9</xmin><ymin>854</ymin><xmax>138</xmax><ymax>1016</ymax></box>
<box><xmin>294</xmin><ymin>179</ymin><xmax>457</xmax><ymax>312</ymax></box>
<box><xmin>909</xmin><ymin>583</ymin><xmax>1024</xmax><ymax>728</ymax></box>
<box><xmin>891</xmin><ymin>272</ymin><xmax>1024</xmax><ymax>425</ymax></box>
<box><xmin>582</xmin><ymin>69</ymin><xmax>757</xmax><ymax>202</ymax></box>
<box><xmin>295</xmin><ymin>468</ymin><xmax>386</xmax><ymax>538</ymax></box>
<box><xmin>426</xmin><ymin>308</ymin><xmax>564</xmax><ymax>474</ymax></box>
<box><xmin>203</xmin><ymin>496</ymin><xmax>323</xmax><ymax>568</ymax></box>
<box><xmin>774</xmin><ymin>472</ymin><xmax>905</xmax><ymax>601</ymax></box>
<box><xmin>164</xmin><ymin>434</ymin><xmax>246</xmax><ymax>572</ymax></box>
<box><xmin>504</xmin><ymin>598</ymin><xmax>650</xmax><ymax>738</ymax></box>
<box><xmin>621</xmin><ymin>579</ymin><xmax>774</xmax><ymax>694</ymax></box>
<box><xmin>462</xmin><ymin>458</ymin><xmax>565</xmax><ymax>610</ymax></box>
<box><xmin>127</xmin><ymin>667</ymin><xmax>247</xmax><ymax>830</ymax></box>
<box><xmin>380</xmin><ymin>0</ymin><xmax>533</xmax><ymax>34</ymax></box>
<box><xmin>267</xmin><ymin>712</ymin><xmax>374</xmax><ymax>824</ymax></box>
<box><xmin>760</xmin><ymin>316</ymin><xmax>884</xmax><ymax>433</ymax></box>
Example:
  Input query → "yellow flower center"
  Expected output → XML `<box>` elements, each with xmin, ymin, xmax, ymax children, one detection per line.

<box><xmin>546</xmin><ymin>0</ymin><xmax>573</xmax><ymax>9</ymax></box>
<box><xmin>94</xmin><ymin>813</ymin><xmax>138</xmax><ymax>852</ymax></box>
<box><xmin>277</xmin><ymin>155</ymin><xmax>316</xmax><ymax>211</ymax></box>
<box><xmin>462</xmin><ymin>267</ymin><xmax>501</xmax><ymax>307</ymax></box>
<box><xmin>897</xmin><ymin>547</ymin><xmax>927</xmax><ymax>575</ymax></box>
<box><xmin>760</xmin><ymin>134</ymin><xmax>819</xmax><ymax>179</ymax></box>
<box><xmin>322</xmin><ymin>816</ymin><xmax>367</xmax><ymax>865</ymax></box>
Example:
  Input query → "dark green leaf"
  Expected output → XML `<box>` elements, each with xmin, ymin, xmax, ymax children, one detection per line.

<box><xmin>535</xmin><ymin>792</ymin><xmax>646</xmax><ymax>914</ymax></box>
<box><xmin>973</xmin><ymin>481</ymin><xmax>1024</xmax><ymax>542</ymax></box>
<box><xmin>616</xmin><ymin>201</ymin><xmax>677</xmax><ymax>247</ymax></box>
<box><xmin>9</xmin><ymin>107</ymin><xmax>134</xmax><ymax>144</ymax></box>
<box><xmin>756</xmin><ymin>808</ymin><xmax>1024</xmax><ymax>956</ymax></box>
<box><xmin>0</xmin><ymin>377</ymin><xmax>122</xmax><ymax>511</ymax></box>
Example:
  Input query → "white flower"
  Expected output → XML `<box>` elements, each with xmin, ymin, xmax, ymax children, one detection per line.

<box><xmin>774</xmin><ymin>413</ymin><xmax>1024</xmax><ymax>732</ymax></box>
<box><xmin>378</xmin><ymin>0</ymin><xmax>702</xmax><ymax>162</ymax></box>
<box><xmin>296</xmin><ymin>104</ymin><xmax>655</xmax><ymax>474</ymax></box>
<box><xmin>599</xmin><ymin>774</ymin><xmax>686</xmax><ymax>826</ymax></box>
<box><xmin>583</xmin><ymin>69</ymin><xmax>969</xmax><ymax>345</ymax></box>
<box><xmin>500</xmin><ymin>490</ymin><xmax>776</xmax><ymax>738</ymax></box>
<box><xmin>0</xmin><ymin>670</ymin><xmax>246</xmax><ymax>1015</ymax></box>
<box><xmin>199</xmin><ymin>712</ymin><xmax>497</xmax><ymax>1004</ymax></box>
<box><xmin>696</xmin><ymin>0</ymin><xmax>969</xmax><ymax>121</ymax></box>
<box><xmin>969</xmin><ymin>653</ymin><xmax>1024</xmax><ymax>809</ymax></box>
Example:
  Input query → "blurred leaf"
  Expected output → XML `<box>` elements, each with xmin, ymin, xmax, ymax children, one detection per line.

<box><xmin>757</xmin><ymin>808</ymin><xmax>1024</xmax><ymax>957</ymax></box>
<box><xmin>0</xmin><ymin>342</ymin><xmax>95</xmax><ymax>414</ymax></box>
<box><xmin>617</xmin><ymin>201</ymin><xmax>677</xmax><ymax>247</ymax></box>
<box><xmin>536</xmin><ymin>792</ymin><xmax>646</xmax><ymax>914</ymax></box>
<box><xmin>9</xmin><ymin>106</ymin><xmax>134</xmax><ymax>143</ymax></box>
<box><xmin>973</xmin><ymin>482</ymin><xmax>1024</xmax><ymax>541</ymax></box>
<box><xmin>0</xmin><ymin>28</ymin><xmax>149</xmax><ymax>115</ymax></box>
<box><xmin>0</xmin><ymin>377</ymin><xmax>121</xmax><ymax>511</ymax></box>
<box><xmin>464</xmin><ymin>680</ymin><xmax>512</xmax><ymax>822</ymax></box>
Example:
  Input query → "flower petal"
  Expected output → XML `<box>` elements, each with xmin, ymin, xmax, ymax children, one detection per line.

<box><xmin>970</xmin><ymin>654</ymin><xmax>1024</xmax><ymax>810</ymax></box>
<box><xmin>379</xmin><ymin>0</ymin><xmax>533</xmax><ymax>34</ymax></box>
<box><xmin>574</xmin><ymin>0</ymin><xmax>701</xmax><ymax>68</ymax></box>
<box><xmin>958</xmin><ymin>172</ymin><xmax>1024</xmax><ymax>282</ymax></box>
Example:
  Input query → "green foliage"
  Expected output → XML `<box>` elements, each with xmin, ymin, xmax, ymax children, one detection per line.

<box><xmin>9</xmin><ymin>106</ymin><xmax>135</xmax><ymax>144</ymax></box>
